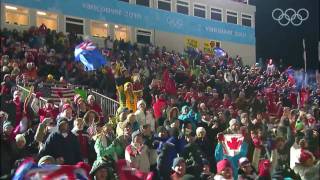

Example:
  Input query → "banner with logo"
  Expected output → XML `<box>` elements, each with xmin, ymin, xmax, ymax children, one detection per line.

<box><xmin>185</xmin><ymin>38</ymin><xmax>199</xmax><ymax>49</ymax></box>
<box><xmin>4</xmin><ymin>0</ymin><xmax>255</xmax><ymax>45</ymax></box>
<box><xmin>222</xmin><ymin>134</ymin><xmax>244</xmax><ymax>157</ymax></box>
<box><xmin>252</xmin><ymin>0</ymin><xmax>318</xmax><ymax>70</ymax></box>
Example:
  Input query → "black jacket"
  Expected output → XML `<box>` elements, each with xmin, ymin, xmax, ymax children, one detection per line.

<box><xmin>0</xmin><ymin>100</ymin><xmax>23</xmax><ymax>127</ymax></box>
<box><xmin>39</xmin><ymin>131</ymin><xmax>82</xmax><ymax>165</ymax></box>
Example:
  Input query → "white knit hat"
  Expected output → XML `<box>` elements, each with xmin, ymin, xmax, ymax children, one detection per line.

<box><xmin>229</xmin><ymin>118</ymin><xmax>239</xmax><ymax>127</ymax></box>
<box><xmin>137</xmin><ymin>100</ymin><xmax>146</xmax><ymax>109</ymax></box>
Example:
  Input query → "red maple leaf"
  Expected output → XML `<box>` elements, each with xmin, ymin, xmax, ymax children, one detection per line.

<box><xmin>226</xmin><ymin>137</ymin><xmax>242</xmax><ymax>150</ymax></box>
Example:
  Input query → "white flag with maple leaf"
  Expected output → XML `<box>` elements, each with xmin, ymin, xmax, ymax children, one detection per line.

<box><xmin>222</xmin><ymin>134</ymin><xmax>244</xmax><ymax>157</ymax></box>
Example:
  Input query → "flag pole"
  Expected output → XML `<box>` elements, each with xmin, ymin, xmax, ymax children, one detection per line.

<box><xmin>303</xmin><ymin>39</ymin><xmax>307</xmax><ymax>72</ymax></box>
<box><xmin>317</xmin><ymin>42</ymin><xmax>320</xmax><ymax>85</ymax></box>
<box><xmin>302</xmin><ymin>39</ymin><xmax>307</xmax><ymax>86</ymax></box>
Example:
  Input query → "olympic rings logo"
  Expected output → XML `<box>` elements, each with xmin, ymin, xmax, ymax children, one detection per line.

<box><xmin>166</xmin><ymin>17</ymin><xmax>183</xmax><ymax>29</ymax></box>
<box><xmin>272</xmin><ymin>8</ymin><xmax>309</xmax><ymax>26</ymax></box>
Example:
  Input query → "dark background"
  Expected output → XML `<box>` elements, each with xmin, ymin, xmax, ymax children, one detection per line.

<box><xmin>250</xmin><ymin>0</ymin><xmax>319</xmax><ymax>70</ymax></box>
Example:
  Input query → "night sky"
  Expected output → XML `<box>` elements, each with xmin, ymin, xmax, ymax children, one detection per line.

<box><xmin>250</xmin><ymin>0</ymin><xmax>319</xmax><ymax>70</ymax></box>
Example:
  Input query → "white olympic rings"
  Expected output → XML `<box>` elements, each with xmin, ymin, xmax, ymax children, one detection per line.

<box><xmin>272</xmin><ymin>8</ymin><xmax>309</xmax><ymax>26</ymax></box>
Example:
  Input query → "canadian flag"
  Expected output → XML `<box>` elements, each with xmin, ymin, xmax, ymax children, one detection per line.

<box><xmin>222</xmin><ymin>134</ymin><xmax>244</xmax><ymax>157</ymax></box>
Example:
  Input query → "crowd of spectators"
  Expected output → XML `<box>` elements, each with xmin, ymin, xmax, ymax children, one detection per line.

<box><xmin>0</xmin><ymin>25</ymin><xmax>319</xmax><ymax>180</ymax></box>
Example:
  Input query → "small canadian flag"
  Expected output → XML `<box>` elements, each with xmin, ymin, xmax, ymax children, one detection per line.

<box><xmin>222</xmin><ymin>134</ymin><xmax>244</xmax><ymax>157</ymax></box>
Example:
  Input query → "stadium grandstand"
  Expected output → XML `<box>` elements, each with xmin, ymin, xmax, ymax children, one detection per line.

<box><xmin>0</xmin><ymin>0</ymin><xmax>319</xmax><ymax>180</ymax></box>
<box><xmin>1</xmin><ymin>0</ymin><xmax>256</xmax><ymax>64</ymax></box>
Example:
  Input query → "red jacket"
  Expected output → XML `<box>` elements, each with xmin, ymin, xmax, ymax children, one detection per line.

<box><xmin>88</xmin><ymin>103</ymin><xmax>103</xmax><ymax>117</ymax></box>
<box><xmin>162</xmin><ymin>69</ymin><xmax>177</xmax><ymax>95</ymax></box>
<box><xmin>153</xmin><ymin>98</ymin><xmax>166</xmax><ymax>119</ymax></box>
<box><xmin>38</xmin><ymin>107</ymin><xmax>59</xmax><ymax>123</ymax></box>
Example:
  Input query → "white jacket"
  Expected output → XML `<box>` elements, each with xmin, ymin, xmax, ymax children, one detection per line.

<box><xmin>125</xmin><ymin>143</ymin><xmax>150</xmax><ymax>173</ymax></box>
<box><xmin>293</xmin><ymin>161</ymin><xmax>320</xmax><ymax>180</ymax></box>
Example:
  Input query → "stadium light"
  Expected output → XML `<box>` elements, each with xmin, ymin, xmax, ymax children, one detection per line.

<box><xmin>115</xmin><ymin>25</ymin><xmax>119</xmax><ymax>28</ymax></box>
<box><xmin>5</xmin><ymin>5</ymin><xmax>17</xmax><ymax>10</ymax></box>
<box><xmin>37</xmin><ymin>11</ymin><xmax>47</xmax><ymax>16</ymax></box>
<box><xmin>104</xmin><ymin>23</ymin><xmax>108</xmax><ymax>27</ymax></box>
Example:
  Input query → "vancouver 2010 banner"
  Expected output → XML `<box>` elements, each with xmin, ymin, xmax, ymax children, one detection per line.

<box><xmin>3</xmin><ymin>0</ymin><xmax>255</xmax><ymax>45</ymax></box>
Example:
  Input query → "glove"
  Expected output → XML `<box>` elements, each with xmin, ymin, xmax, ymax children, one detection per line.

<box><xmin>217</xmin><ymin>133</ymin><xmax>224</xmax><ymax>142</ymax></box>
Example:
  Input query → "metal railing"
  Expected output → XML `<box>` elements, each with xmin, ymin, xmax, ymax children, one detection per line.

<box><xmin>88</xmin><ymin>90</ymin><xmax>119</xmax><ymax>116</ymax></box>
<box><xmin>17</xmin><ymin>85</ymin><xmax>52</xmax><ymax>108</ymax></box>
<box><xmin>17</xmin><ymin>85</ymin><xmax>119</xmax><ymax>116</ymax></box>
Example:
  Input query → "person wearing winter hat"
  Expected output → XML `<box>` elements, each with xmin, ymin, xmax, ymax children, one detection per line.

<box><xmin>57</xmin><ymin>103</ymin><xmax>74</xmax><ymax>129</ymax></box>
<box><xmin>71</xmin><ymin>118</ymin><xmax>90</xmax><ymax>162</ymax></box>
<box><xmin>90</xmin><ymin>160</ymin><xmax>114</xmax><ymax>180</ymax></box>
<box><xmin>171</xmin><ymin>157</ymin><xmax>186</xmax><ymax>180</ymax></box>
<box><xmin>1</xmin><ymin>90</ymin><xmax>24</xmax><ymax>128</ymax></box>
<box><xmin>214</xmin><ymin>159</ymin><xmax>233</xmax><ymax>180</ymax></box>
<box><xmin>0</xmin><ymin>120</ymin><xmax>16</xmax><ymax>178</ymax></box>
<box><xmin>38</xmin><ymin>155</ymin><xmax>56</xmax><ymax>166</ymax></box>
<box><xmin>200</xmin><ymin>159</ymin><xmax>214</xmax><ymax>180</ymax></box>
<box><xmin>135</xmin><ymin>100</ymin><xmax>146</xmax><ymax>127</ymax></box>
<box><xmin>125</xmin><ymin>129</ymin><xmax>150</xmax><ymax>172</ymax></box>
<box><xmin>237</xmin><ymin>157</ymin><xmax>257</xmax><ymax>180</ymax></box>
<box><xmin>293</xmin><ymin>150</ymin><xmax>320</xmax><ymax>180</ymax></box>
<box><xmin>87</xmin><ymin>95</ymin><xmax>103</xmax><ymax>118</ymax></box>
<box><xmin>31</xmin><ymin>96</ymin><xmax>59</xmax><ymax>123</ymax></box>
<box><xmin>2</xmin><ymin>121</ymin><xmax>13</xmax><ymax>137</ymax></box>
<box><xmin>272</xmin><ymin>121</ymin><xmax>294</xmax><ymax>173</ymax></box>
<box><xmin>39</xmin><ymin>117</ymin><xmax>82</xmax><ymax>165</ymax></box>
<box><xmin>224</xmin><ymin>118</ymin><xmax>240</xmax><ymax>134</ymax></box>
<box><xmin>215</xmin><ymin>120</ymin><xmax>248</xmax><ymax>179</ymax></box>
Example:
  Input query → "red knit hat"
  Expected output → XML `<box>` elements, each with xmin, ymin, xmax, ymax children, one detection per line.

<box><xmin>62</xmin><ymin>103</ymin><xmax>72</xmax><ymax>112</ymax></box>
<box><xmin>299</xmin><ymin>150</ymin><xmax>313</xmax><ymax>164</ymax></box>
<box><xmin>216</xmin><ymin>159</ymin><xmax>232</xmax><ymax>173</ymax></box>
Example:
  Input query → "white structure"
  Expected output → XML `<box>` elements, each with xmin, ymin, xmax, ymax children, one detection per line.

<box><xmin>1</xmin><ymin>0</ymin><xmax>256</xmax><ymax>64</ymax></box>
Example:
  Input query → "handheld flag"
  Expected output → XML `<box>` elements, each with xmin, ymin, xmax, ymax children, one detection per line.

<box><xmin>74</xmin><ymin>41</ymin><xmax>106</xmax><ymax>71</ymax></box>
<box><xmin>13</xmin><ymin>160</ymin><xmax>89</xmax><ymax>180</ymax></box>
<box><xmin>213</xmin><ymin>47</ymin><xmax>226</xmax><ymax>58</ymax></box>
<box><xmin>221</xmin><ymin>134</ymin><xmax>244</xmax><ymax>157</ymax></box>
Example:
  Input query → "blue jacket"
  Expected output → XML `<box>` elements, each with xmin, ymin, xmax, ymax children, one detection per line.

<box><xmin>178</xmin><ymin>106</ymin><xmax>200</xmax><ymax>130</ymax></box>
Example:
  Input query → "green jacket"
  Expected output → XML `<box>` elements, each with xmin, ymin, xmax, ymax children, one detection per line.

<box><xmin>94</xmin><ymin>136</ymin><xmax>123</xmax><ymax>161</ymax></box>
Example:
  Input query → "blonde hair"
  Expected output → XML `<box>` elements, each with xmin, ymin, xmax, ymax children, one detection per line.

<box><xmin>126</xmin><ymin>113</ymin><xmax>136</xmax><ymax>123</ymax></box>
<box><xmin>196</xmin><ymin>127</ymin><xmax>206</xmax><ymax>137</ymax></box>
<box><xmin>15</xmin><ymin>134</ymin><xmax>26</xmax><ymax>144</ymax></box>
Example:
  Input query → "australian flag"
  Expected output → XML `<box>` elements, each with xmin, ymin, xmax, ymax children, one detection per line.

<box><xmin>213</xmin><ymin>47</ymin><xmax>226</xmax><ymax>58</ymax></box>
<box><xmin>74</xmin><ymin>41</ymin><xmax>107</xmax><ymax>71</ymax></box>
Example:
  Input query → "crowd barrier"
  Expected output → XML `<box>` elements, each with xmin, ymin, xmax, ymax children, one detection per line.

<box><xmin>87</xmin><ymin>90</ymin><xmax>119</xmax><ymax>116</ymax></box>
<box><xmin>17</xmin><ymin>85</ymin><xmax>119</xmax><ymax>116</ymax></box>
<box><xmin>17</xmin><ymin>85</ymin><xmax>52</xmax><ymax>108</ymax></box>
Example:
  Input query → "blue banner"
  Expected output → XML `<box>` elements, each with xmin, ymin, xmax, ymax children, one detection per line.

<box><xmin>4</xmin><ymin>0</ymin><xmax>255</xmax><ymax>45</ymax></box>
